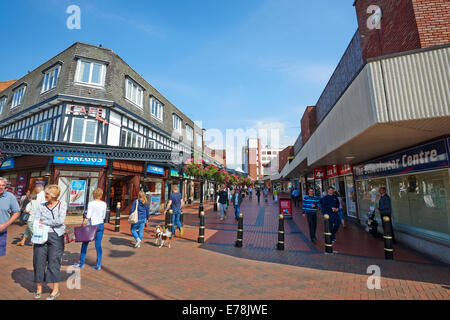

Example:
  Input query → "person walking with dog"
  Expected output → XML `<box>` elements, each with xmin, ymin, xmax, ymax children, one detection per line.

<box><xmin>74</xmin><ymin>188</ymin><xmax>106</xmax><ymax>270</ymax></box>
<box><xmin>302</xmin><ymin>188</ymin><xmax>320</xmax><ymax>242</ymax></box>
<box><xmin>32</xmin><ymin>184</ymin><xmax>66</xmax><ymax>300</ymax></box>
<box><xmin>164</xmin><ymin>185</ymin><xmax>183</xmax><ymax>237</ymax></box>
<box><xmin>130</xmin><ymin>191</ymin><xmax>150</xmax><ymax>248</ymax></box>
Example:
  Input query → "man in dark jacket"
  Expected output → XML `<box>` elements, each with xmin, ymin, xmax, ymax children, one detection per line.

<box><xmin>231</xmin><ymin>188</ymin><xmax>243</xmax><ymax>221</ymax></box>
<box><xmin>378</xmin><ymin>187</ymin><xmax>396</xmax><ymax>243</ymax></box>
<box><xmin>321</xmin><ymin>187</ymin><xmax>341</xmax><ymax>242</ymax></box>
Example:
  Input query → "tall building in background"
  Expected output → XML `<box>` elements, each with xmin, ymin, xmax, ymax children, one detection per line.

<box><xmin>243</xmin><ymin>138</ymin><xmax>262</xmax><ymax>181</ymax></box>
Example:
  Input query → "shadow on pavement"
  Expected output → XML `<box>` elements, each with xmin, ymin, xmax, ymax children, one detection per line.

<box><xmin>109</xmin><ymin>237</ymin><xmax>135</xmax><ymax>247</ymax></box>
<box><xmin>11</xmin><ymin>267</ymin><xmax>71</xmax><ymax>294</ymax></box>
<box><xmin>108</xmin><ymin>249</ymin><xmax>135</xmax><ymax>258</ymax></box>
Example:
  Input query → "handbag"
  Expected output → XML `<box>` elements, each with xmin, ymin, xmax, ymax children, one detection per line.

<box><xmin>31</xmin><ymin>222</ymin><xmax>50</xmax><ymax>244</ymax></box>
<box><xmin>128</xmin><ymin>200</ymin><xmax>139</xmax><ymax>224</ymax></box>
<box><xmin>74</xmin><ymin>218</ymin><xmax>98</xmax><ymax>242</ymax></box>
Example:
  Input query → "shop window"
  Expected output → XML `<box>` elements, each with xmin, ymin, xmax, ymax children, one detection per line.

<box><xmin>58</xmin><ymin>175</ymin><xmax>98</xmax><ymax>215</ymax></box>
<box><xmin>344</xmin><ymin>176</ymin><xmax>357</xmax><ymax>217</ymax></box>
<box><xmin>389</xmin><ymin>170</ymin><xmax>449</xmax><ymax>240</ymax></box>
<box><xmin>356</xmin><ymin>178</ymin><xmax>387</xmax><ymax>221</ymax></box>
<box><xmin>71</xmin><ymin>118</ymin><xmax>97</xmax><ymax>144</ymax></box>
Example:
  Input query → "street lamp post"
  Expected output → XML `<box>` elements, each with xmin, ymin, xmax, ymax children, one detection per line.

<box><xmin>199</xmin><ymin>128</ymin><xmax>206</xmax><ymax>217</ymax></box>
<box><xmin>179</xmin><ymin>150</ymin><xmax>184</xmax><ymax>203</ymax></box>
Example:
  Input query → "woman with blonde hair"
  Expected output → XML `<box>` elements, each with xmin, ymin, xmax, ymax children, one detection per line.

<box><xmin>32</xmin><ymin>184</ymin><xmax>66</xmax><ymax>300</ymax></box>
<box><xmin>74</xmin><ymin>188</ymin><xmax>107</xmax><ymax>270</ymax></box>
<box><xmin>130</xmin><ymin>191</ymin><xmax>150</xmax><ymax>248</ymax></box>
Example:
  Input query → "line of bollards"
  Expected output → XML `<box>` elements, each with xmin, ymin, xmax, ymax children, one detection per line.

<box><xmin>114</xmin><ymin>202</ymin><xmax>121</xmax><ymax>232</ymax></box>
<box><xmin>323</xmin><ymin>214</ymin><xmax>333</xmax><ymax>254</ymax></box>
<box><xmin>382</xmin><ymin>216</ymin><xmax>394</xmax><ymax>260</ymax></box>
<box><xmin>198</xmin><ymin>211</ymin><xmax>205</xmax><ymax>243</ymax></box>
<box><xmin>166</xmin><ymin>209</ymin><xmax>173</xmax><ymax>237</ymax></box>
<box><xmin>235</xmin><ymin>213</ymin><xmax>243</xmax><ymax>248</ymax></box>
<box><xmin>277</xmin><ymin>214</ymin><xmax>284</xmax><ymax>250</ymax></box>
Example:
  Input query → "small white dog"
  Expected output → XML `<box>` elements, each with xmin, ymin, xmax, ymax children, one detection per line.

<box><xmin>154</xmin><ymin>225</ymin><xmax>172</xmax><ymax>248</ymax></box>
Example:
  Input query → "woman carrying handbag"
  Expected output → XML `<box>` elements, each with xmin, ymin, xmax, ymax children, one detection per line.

<box><xmin>74</xmin><ymin>188</ymin><xmax>106</xmax><ymax>270</ymax></box>
<box><xmin>130</xmin><ymin>191</ymin><xmax>150</xmax><ymax>248</ymax></box>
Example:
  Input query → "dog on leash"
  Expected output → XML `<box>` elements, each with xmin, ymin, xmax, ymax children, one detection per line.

<box><xmin>154</xmin><ymin>225</ymin><xmax>172</xmax><ymax>248</ymax></box>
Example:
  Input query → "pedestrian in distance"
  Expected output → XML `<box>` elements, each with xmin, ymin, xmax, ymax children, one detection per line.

<box><xmin>0</xmin><ymin>177</ymin><xmax>21</xmax><ymax>257</ymax></box>
<box><xmin>292</xmin><ymin>188</ymin><xmax>300</xmax><ymax>208</ymax></box>
<box><xmin>256</xmin><ymin>187</ymin><xmax>261</xmax><ymax>204</ymax></box>
<box><xmin>19</xmin><ymin>190</ymin><xmax>31</xmax><ymax>225</ymax></box>
<box><xmin>36</xmin><ymin>185</ymin><xmax>46</xmax><ymax>204</ymax></box>
<box><xmin>378</xmin><ymin>187</ymin><xmax>396</xmax><ymax>243</ymax></box>
<box><xmin>32</xmin><ymin>184</ymin><xmax>67</xmax><ymax>300</ymax></box>
<box><xmin>263</xmin><ymin>187</ymin><xmax>269</xmax><ymax>203</ymax></box>
<box><xmin>217</xmin><ymin>186</ymin><xmax>228</xmax><ymax>221</ymax></box>
<box><xmin>130</xmin><ymin>191</ymin><xmax>150</xmax><ymax>248</ymax></box>
<box><xmin>335</xmin><ymin>191</ymin><xmax>346</xmax><ymax>228</ymax></box>
<box><xmin>302</xmin><ymin>188</ymin><xmax>320</xmax><ymax>242</ymax></box>
<box><xmin>321</xmin><ymin>187</ymin><xmax>341</xmax><ymax>243</ymax></box>
<box><xmin>231</xmin><ymin>188</ymin><xmax>243</xmax><ymax>221</ymax></box>
<box><xmin>18</xmin><ymin>193</ymin><xmax>39</xmax><ymax>247</ymax></box>
<box><xmin>273</xmin><ymin>188</ymin><xmax>278</xmax><ymax>202</ymax></box>
<box><xmin>248</xmin><ymin>186</ymin><xmax>253</xmax><ymax>200</ymax></box>
<box><xmin>74</xmin><ymin>188</ymin><xmax>107</xmax><ymax>270</ymax></box>
<box><xmin>164</xmin><ymin>185</ymin><xmax>183</xmax><ymax>236</ymax></box>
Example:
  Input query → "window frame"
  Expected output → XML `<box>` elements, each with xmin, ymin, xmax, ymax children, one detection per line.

<box><xmin>150</xmin><ymin>97</ymin><xmax>164</xmax><ymax>121</ymax></box>
<box><xmin>74</xmin><ymin>59</ymin><xmax>107</xmax><ymax>87</ymax></box>
<box><xmin>70</xmin><ymin>118</ymin><xmax>98</xmax><ymax>144</ymax></box>
<box><xmin>172</xmin><ymin>114</ymin><xmax>182</xmax><ymax>133</ymax></box>
<box><xmin>125</xmin><ymin>78</ymin><xmax>144</xmax><ymax>108</ymax></box>
<box><xmin>41</xmin><ymin>66</ymin><xmax>61</xmax><ymax>94</ymax></box>
<box><xmin>0</xmin><ymin>97</ymin><xmax>6</xmax><ymax>114</ymax></box>
<box><xmin>11</xmin><ymin>86</ymin><xmax>26</xmax><ymax>109</ymax></box>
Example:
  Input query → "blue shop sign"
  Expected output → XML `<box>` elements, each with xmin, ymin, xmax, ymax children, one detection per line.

<box><xmin>0</xmin><ymin>158</ymin><xmax>15</xmax><ymax>170</ymax></box>
<box><xmin>147</xmin><ymin>164</ymin><xmax>165</xmax><ymax>175</ymax></box>
<box><xmin>354</xmin><ymin>138</ymin><xmax>449</xmax><ymax>180</ymax></box>
<box><xmin>170</xmin><ymin>169</ymin><xmax>180</xmax><ymax>177</ymax></box>
<box><xmin>53</xmin><ymin>153</ymin><xmax>106</xmax><ymax>166</ymax></box>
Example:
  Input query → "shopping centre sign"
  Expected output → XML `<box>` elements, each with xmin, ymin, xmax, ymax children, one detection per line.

<box><xmin>353</xmin><ymin>138</ymin><xmax>449</xmax><ymax>180</ymax></box>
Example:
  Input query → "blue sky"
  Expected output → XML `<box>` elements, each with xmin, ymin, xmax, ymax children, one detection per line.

<box><xmin>0</xmin><ymin>0</ymin><xmax>357</xmax><ymax>168</ymax></box>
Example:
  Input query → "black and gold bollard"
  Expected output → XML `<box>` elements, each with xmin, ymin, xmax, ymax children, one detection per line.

<box><xmin>114</xmin><ymin>202</ymin><xmax>121</xmax><ymax>233</ymax></box>
<box><xmin>198</xmin><ymin>211</ymin><xmax>205</xmax><ymax>243</ymax></box>
<box><xmin>382</xmin><ymin>216</ymin><xmax>394</xmax><ymax>260</ymax></box>
<box><xmin>277</xmin><ymin>214</ymin><xmax>285</xmax><ymax>250</ymax></box>
<box><xmin>166</xmin><ymin>209</ymin><xmax>173</xmax><ymax>237</ymax></box>
<box><xmin>323</xmin><ymin>214</ymin><xmax>333</xmax><ymax>254</ymax></box>
<box><xmin>235</xmin><ymin>213</ymin><xmax>243</xmax><ymax>248</ymax></box>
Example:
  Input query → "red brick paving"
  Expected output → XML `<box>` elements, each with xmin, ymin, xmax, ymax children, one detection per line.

<box><xmin>0</xmin><ymin>196</ymin><xmax>449</xmax><ymax>300</ymax></box>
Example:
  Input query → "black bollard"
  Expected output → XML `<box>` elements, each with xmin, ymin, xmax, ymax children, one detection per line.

<box><xmin>198</xmin><ymin>211</ymin><xmax>205</xmax><ymax>243</ymax></box>
<box><xmin>166</xmin><ymin>209</ymin><xmax>173</xmax><ymax>236</ymax></box>
<box><xmin>114</xmin><ymin>202</ymin><xmax>121</xmax><ymax>233</ymax></box>
<box><xmin>277</xmin><ymin>214</ymin><xmax>285</xmax><ymax>250</ymax></box>
<box><xmin>382</xmin><ymin>216</ymin><xmax>394</xmax><ymax>260</ymax></box>
<box><xmin>235</xmin><ymin>213</ymin><xmax>243</xmax><ymax>248</ymax></box>
<box><xmin>323</xmin><ymin>214</ymin><xmax>333</xmax><ymax>254</ymax></box>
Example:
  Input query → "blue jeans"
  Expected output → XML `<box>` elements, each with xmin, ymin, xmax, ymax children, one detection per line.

<box><xmin>131</xmin><ymin>220</ymin><xmax>146</xmax><ymax>242</ymax></box>
<box><xmin>79</xmin><ymin>223</ymin><xmax>104</xmax><ymax>267</ymax></box>
<box><xmin>0</xmin><ymin>230</ymin><xmax>7</xmax><ymax>257</ymax></box>
<box><xmin>234</xmin><ymin>205</ymin><xmax>240</xmax><ymax>220</ymax></box>
<box><xmin>219</xmin><ymin>203</ymin><xmax>227</xmax><ymax>219</ymax></box>
<box><xmin>172</xmin><ymin>210</ymin><xmax>182</xmax><ymax>233</ymax></box>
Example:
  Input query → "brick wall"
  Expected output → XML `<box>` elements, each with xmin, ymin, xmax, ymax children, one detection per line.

<box><xmin>278</xmin><ymin>146</ymin><xmax>294</xmax><ymax>173</ymax></box>
<box><xmin>300</xmin><ymin>106</ymin><xmax>317</xmax><ymax>145</ymax></box>
<box><xmin>354</xmin><ymin>0</ymin><xmax>421</xmax><ymax>61</ymax></box>
<box><xmin>412</xmin><ymin>0</ymin><xmax>450</xmax><ymax>48</ymax></box>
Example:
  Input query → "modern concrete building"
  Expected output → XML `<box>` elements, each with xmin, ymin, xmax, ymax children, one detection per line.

<box><xmin>272</xmin><ymin>0</ymin><xmax>450</xmax><ymax>263</ymax></box>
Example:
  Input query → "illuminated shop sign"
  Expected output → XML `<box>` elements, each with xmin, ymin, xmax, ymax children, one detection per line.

<box><xmin>53</xmin><ymin>153</ymin><xmax>106</xmax><ymax>166</ymax></box>
<box><xmin>147</xmin><ymin>164</ymin><xmax>164</xmax><ymax>175</ymax></box>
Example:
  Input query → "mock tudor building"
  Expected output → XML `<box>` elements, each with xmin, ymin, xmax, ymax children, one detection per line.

<box><xmin>0</xmin><ymin>42</ymin><xmax>221</xmax><ymax>218</ymax></box>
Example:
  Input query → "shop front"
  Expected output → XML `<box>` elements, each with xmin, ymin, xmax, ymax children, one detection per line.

<box><xmin>353</xmin><ymin>137</ymin><xmax>450</xmax><ymax>245</ymax></box>
<box><xmin>326</xmin><ymin>164</ymin><xmax>358</xmax><ymax>219</ymax></box>
<box><xmin>142</xmin><ymin>163</ymin><xmax>166</xmax><ymax>214</ymax></box>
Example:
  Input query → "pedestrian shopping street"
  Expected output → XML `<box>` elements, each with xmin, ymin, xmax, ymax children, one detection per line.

<box><xmin>1</xmin><ymin>195</ymin><xmax>448</xmax><ymax>300</ymax></box>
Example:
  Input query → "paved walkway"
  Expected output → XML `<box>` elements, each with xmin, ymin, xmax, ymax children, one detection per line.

<box><xmin>0</xmin><ymin>196</ymin><xmax>449</xmax><ymax>300</ymax></box>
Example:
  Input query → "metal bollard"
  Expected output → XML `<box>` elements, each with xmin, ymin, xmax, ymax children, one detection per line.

<box><xmin>382</xmin><ymin>216</ymin><xmax>394</xmax><ymax>260</ymax></box>
<box><xmin>198</xmin><ymin>211</ymin><xmax>205</xmax><ymax>243</ymax></box>
<box><xmin>323</xmin><ymin>214</ymin><xmax>333</xmax><ymax>254</ymax></box>
<box><xmin>114</xmin><ymin>202</ymin><xmax>121</xmax><ymax>233</ymax></box>
<box><xmin>214</xmin><ymin>201</ymin><xmax>218</xmax><ymax>212</ymax></box>
<box><xmin>235</xmin><ymin>213</ymin><xmax>243</xmax><ymax>248</ymax></box>
<box><xmin>166</xmin><ymin>209</ymin><xmax>173</xmax><ymax>235</ymax></box>
<box><xmin>277</xmin><ymin>214</ymin><xmax>285</xmax><ymax>250</ymax></box>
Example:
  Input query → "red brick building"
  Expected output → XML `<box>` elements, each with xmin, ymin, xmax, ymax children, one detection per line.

<box><xmin>354</xmin><ymin>0</ymin><xmax>450</xmax><ymax>61</ymax></box>
<box><xmin>300</xmin><ymin>106</ymin><xmax>317</xmax><ymax>145</ymax></box>
<box><xmin>278</xmin><ymin>146</ymin><xmax>294</xmax><ymax>173</ymax></box>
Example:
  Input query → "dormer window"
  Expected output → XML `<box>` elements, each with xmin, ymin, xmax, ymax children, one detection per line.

<box><xmin>125</xmin><ymin>78</ymin><xmax>144</xmax><ymax>108</ymax></box>
<box><xmin>11</xmin><ymin>85</ymin><xmax>26</xmax><ymax>108</ymax></box>
<box><xmin>75</xmin><ymin>59</ymin><xmax>106</xmax><ymax>86</ymax></box>
<box><xmin>41</xmin><ymin>65</ymin><xmax>61</xmax><ymax>93</ymax></box>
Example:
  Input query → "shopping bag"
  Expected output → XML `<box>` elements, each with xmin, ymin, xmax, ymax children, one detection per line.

<box><xmin>63</xmin><ymin>227</ymin><xmax>76</xmax><ymax>245</ymax></box>
<box><xmin>31</xmin><ymin>222</ymin><xmax>50</xmax><ymax>244</ymax></box>
<box><xmin>74</xmin><ymin>219</ymin><xmax>98</xmax><ymax>242</ymax></box>
<box><xmin>128</xmin><ymin>200</ymin><xmax>139</xmax><ymax>224</ymax></box>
